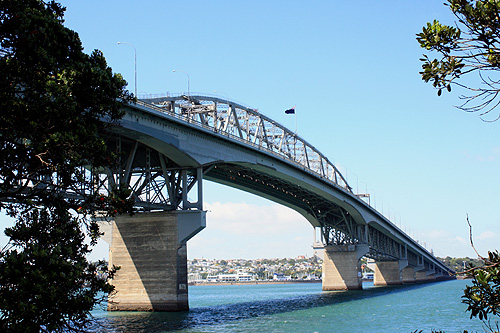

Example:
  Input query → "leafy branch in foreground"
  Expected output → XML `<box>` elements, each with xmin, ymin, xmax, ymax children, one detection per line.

<box><xmin>459</xmin><ymin>216</ymin><xmax>500</xmax><ymax>323</ymax></box>
<box><xmin>417</xmin><ymin>0</ymin><xmax>500</xmax><ymax>120</ymax></box>
<box><xmin>0</xmin><ymin>0</ymin><xmax>134</xmax><ymax>331</ymax></box>
<box><xmin>0</xmin><ymin>204</ymin><xmax>119</xmax><ymax>332</ymax></box>
<box><xmin>460</xmin><ymin>219</ymin><xmax>500</xmax><ymax>321</ymax></box>
<box><xmin>462</xmin><ymin>250</ymin><xmax>500</xmax><ymax>320</ymax></box>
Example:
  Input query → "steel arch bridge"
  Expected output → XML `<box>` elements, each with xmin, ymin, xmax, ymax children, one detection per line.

<box><xmin>77</xmin><ymin>94</ymin><xmax>451</xmax><ymax>275</ymax></box>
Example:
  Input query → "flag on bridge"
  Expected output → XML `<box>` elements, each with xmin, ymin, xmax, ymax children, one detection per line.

<box><xmin>285</xmin><ymin>107</ymin><xmax>295</xmax><ymax>114</ymax></box>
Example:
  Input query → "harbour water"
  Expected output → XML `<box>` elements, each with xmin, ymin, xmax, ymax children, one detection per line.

<box><xmin>90</xmin><ymin>279</ymin><xmax>491</xmax><ymax>332</ymax></box>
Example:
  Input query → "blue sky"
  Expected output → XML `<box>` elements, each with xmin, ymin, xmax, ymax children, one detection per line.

<box><xmin>2</xmin><ymin>1</ymin><xmax>499</xmax><ymax>260</ymax></box>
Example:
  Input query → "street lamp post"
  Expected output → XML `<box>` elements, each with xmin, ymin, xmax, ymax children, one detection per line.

<box><xmin>173</xmin><ymin>70</ymin><xmax>190</xmax><ymax>99</ymax></box>
<box><xmin>117</xmin><ymin>42</ymin><xmax>137</xmax><ymax>97</ymax></box>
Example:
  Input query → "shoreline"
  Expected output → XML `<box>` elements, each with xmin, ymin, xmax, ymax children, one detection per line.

<box><xmin>189</xmin><ymin>280</ymin><xmax>322</xmax><ymax>286</ymax></box>
<box><xmin>189</xmin><ymin>279</ymin><xmax>374</xmax><ymax>286</ymax></box>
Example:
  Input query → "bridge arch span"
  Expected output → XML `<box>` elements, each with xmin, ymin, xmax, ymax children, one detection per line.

<box><xmin>94</xmin><ymin>95</ymin><xmax>453</xmax><ymax>310</ymax></box>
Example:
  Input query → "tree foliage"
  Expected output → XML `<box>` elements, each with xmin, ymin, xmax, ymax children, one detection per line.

<box><xmin>462</xmin><ymin>250</ymin><xmax>500</xmax><ymax>321</ymax></box>
<box><xmin>455</xmin><ymin>217</ymin><xmax>500</xmax><ymax>327</ymax></box>
<box><xmin>0</xmin><ymin>204</ymin><xmax>117</xmax><ymax>332</ymax></box>
<box><xmin>439</xmin><ymin>256</ymin><xmax>484</xmax><ymax>273</ymax></box>
<box><xmin>0</xmin><ymin>0</ymin><xmax>134</xmax><ymax>331</ymax></box>
<box><xmin>0</xmin><ymin>0</ymin><xmax>131</xmax><ymax>206</ymax></box>
<box><xmin>417</xmin><ymin>0</ymin><xmax>500</xmax><ymax>119</ymax></box>
<box><xmin>418</xmin><ymin>1</ymin><xmax>500</xmax><ymax>328</ymax></box>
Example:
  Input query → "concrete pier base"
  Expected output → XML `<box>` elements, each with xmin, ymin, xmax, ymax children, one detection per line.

<box><xmin>322</xmin><ymin>245</ymin><xmax>368</xmax><ymax>291</ymax></box>
<box><xmin>415</xmin><ymin>270</ymin><xmax>427</xmax><ymax>281</ymax></box>
<box><xmin>401</xmin><ymin>266</ymin><xmax>416</xmax><ymax>283</ymax></box>
<box><xmin>106</xmin><ymin>210</ymin><xmax>205</xmax><ymax>311</ymax></box>
<box><xmin>374</xmin><ymin>261</ymin><xmax>402</xmax><ymax>286</ymax></box>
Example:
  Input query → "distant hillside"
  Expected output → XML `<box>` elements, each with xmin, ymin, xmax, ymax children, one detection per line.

<box><xmin>438</xmin><ymin>256</ymin><xmax>484</xmax><ymax>273</ymax></box>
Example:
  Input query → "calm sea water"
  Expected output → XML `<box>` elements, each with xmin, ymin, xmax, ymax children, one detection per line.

<box><xmin>89</xmin><ymin>280</ymin><xmax>492</xmax><ymax>332</ymax></box>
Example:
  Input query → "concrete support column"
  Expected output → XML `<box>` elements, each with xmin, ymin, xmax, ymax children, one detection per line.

<box><xmin>415</xmin><ymin>270</ymin><xmax>427</xmax><ymax>281</ymax></box>
<box><xmin>107</xmin><ymin>210</ymin><xmax>205</xmax><ymax>311</ymax></box>
<box><xmin>322</xmin><ymin>244</ymin><xmax>368</xmax><ymax>291</ymax></box>
<box><xmin>401</xmin><ymin>266</ymin><xmax>415</xmax><ymax>283</ymax></box>
<box><xmin>426</xmin><ymin>273</ymin><xmax>436</xmax><ymax>281</ymax></box>
<box><xmin>373</xmin><ymin>261</ymin><xmax>402</xmax><ymax>286</ymax></box>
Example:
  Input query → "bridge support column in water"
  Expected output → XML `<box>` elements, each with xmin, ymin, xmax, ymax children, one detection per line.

<box><xmin>373</xmin><ymin>261</ymin><xmax>405</xmax><ymax>286</ymax></box>
<box><xmin>104</xmin><ymin>210</ymin><xmax>205</xmax><ymax>311</ymax></box>
<box><xmin>401</xmin><ymin>266</ymin><xmax>416</xmax><ymax>283</ymax></box>
<box><xmin>415</xmin><ymin>270</ymin><xmax>428</xmax><ymax>281</ymax></box>
<box><xmin>322</xmin><ymin>244</ymin><xmax>368</xmax><ymax>290</ymax></box>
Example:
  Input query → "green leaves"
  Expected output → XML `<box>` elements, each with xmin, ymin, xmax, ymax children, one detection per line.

<box><xmin>417</xmin><ymin>19</ymin><xmax>464</xmax><ymax>92</ymax></box>
<box><xmin>461</xmin><ymin>250</ymin><xmax>500</xmax><ymax>321</ymax></box>
<box><xmin>0</xmin><ymin>0</ymin><xmax>134</xmax><ymax>331</ymax></box>
<box><xmin>0</xmin><ymin>205</ymin><xmax>117</xmax><ymax>332</ymax></box>
<box><xmin>419</xmin><ymin>54</ymin><xmax>463</xmax><ymax>94</ymax></box>
<box><xmin>416</xmin><ymin>20</ymin><xmax>461</xmax><ymax>52</ymax></box>
<box><xmin>417</xmin><ymin>0</ymin><xmax>500</xmax><ymax>116</ymax></box>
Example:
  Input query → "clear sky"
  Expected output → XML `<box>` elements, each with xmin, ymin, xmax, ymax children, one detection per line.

<box><xmin>2</xmin><ymin>1</ymin><xmax>499</xmax><ymax>261</ymax></box>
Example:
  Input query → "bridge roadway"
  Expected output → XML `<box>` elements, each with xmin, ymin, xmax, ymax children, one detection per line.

<box><xmin>96</xmin><ymin>95</ymin><xmax>454</xmax><ymax>311</ymax></box>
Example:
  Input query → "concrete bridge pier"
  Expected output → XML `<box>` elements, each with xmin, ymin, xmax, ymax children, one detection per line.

<box><xmin>373</xmin><ymin>260</ymin><xmax>414</xmax><ymax>286</ymax></box>
<box><xmin>103</xmin><ymin>210</ymin><xmax>205</xmax><ymax>311</ymax></box>
<box><xmin>414</xmin><ymin>261</ymin><xmax>436</xmax><ymax>282</ymax></box>
<box><xmin>322</xmin><ymin>244</ymin><xmax>369</xmax><ymax>290</ymax></box>
<box><xmin>415</xmin><ymin>269</ymin><xmax>428</xmax><ymax>281</ymax></box>
<box><xmin>401</xmin><ymin>266</ymin><xmax>416</xmax><ymax>283</ymax></box>
<box><xmin>373</xmin><ymin>261</ymin><xmax>401</xmax><ymax>286</ymax></box>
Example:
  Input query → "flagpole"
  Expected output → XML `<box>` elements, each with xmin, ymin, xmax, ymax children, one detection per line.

<box><xmin>294</xmin><ymin>106</ymin><xmax>297</xmax><ymax>135</ymax></box>
<box><xmin>284</xmin><ymin>106</ymin><xmax>298</xmax><ymax>159</ymax></box>
<box><xmin>284</xmin><ymin>106</ymin><xmax>297</xmax><ymax>134</ymax></box>
<box><xmin>293</xmin><ymin>105</ymin><xmax>297</xmax><ymax>134</ymax></box>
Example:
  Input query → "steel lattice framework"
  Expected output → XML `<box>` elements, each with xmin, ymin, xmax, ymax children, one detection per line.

<box><xmin>139</xmin><ymin>95</ymin><xmax>351</xmax><ymax>192</ymax></box>
<box><xmin>74</xmin><ymin>135</ymin><xmax>203</xmax><ymax>212</ymax></box>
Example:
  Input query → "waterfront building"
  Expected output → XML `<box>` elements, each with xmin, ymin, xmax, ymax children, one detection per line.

<box><xmin>273</xmin><ymin>273</ymin><xmax>289</xmax><ymax>281</ymax></box>
<box><xmin>206</xmin><ymin>275</ymin><xmax>218</xmax><ymax>282</ymax></box>
<box><xmin>187</xmin><ymin>273</ymin><xmax>203</xmax><ymax>283</ymax></box>
<box><xmin>236</xmin><ymin>273</ymin><xmax>254</xmax><ymax>281</ymax></box>
<box><xmin>218</xmin><ymin>274</ymin><xmax>238</xmax><ymax>282</ymax></box>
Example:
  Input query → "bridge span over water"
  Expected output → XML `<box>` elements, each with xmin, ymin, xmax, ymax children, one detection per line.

<box><xmin>96</xmin><ymin>95</ymin><xmax>454</xmax><ymax>311</ymax></box>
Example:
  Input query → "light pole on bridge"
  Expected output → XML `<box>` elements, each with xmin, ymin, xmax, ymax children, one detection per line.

<box><xmin>117</xmin><ymin>42</ymin><xmax>137</xmax><ymax>97</ymax></box>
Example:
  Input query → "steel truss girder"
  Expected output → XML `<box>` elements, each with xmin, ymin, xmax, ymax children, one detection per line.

<box><xmin>365</xmin><ymin>226</ymin><xmax>403</xmax><ymax>261</ymax></box>
<box><xmin>89</xmin><ymin>135</ymin><xmax>203</xmax><ymax>211</ymax></box>
<box><xmin>317</xmin><ymin>208</ymin><xmax>365</xmax><ymax>246</ymax></box>
<box><xmin>139</xmin><ymin>95</ymin><xmax>352</xmax><ymax>193</ymax></box>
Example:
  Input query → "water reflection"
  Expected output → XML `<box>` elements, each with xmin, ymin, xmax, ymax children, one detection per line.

<box><xmin>88</xmin><ymin>282</ymin><xmax>444</xmax><ymax>332</ymax></box>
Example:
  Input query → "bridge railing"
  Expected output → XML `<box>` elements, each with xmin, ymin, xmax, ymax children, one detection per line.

<box><xmin>136</xmin><ymin>96</ymin><xmax>352</xmax><ymax>193</ymax></box>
